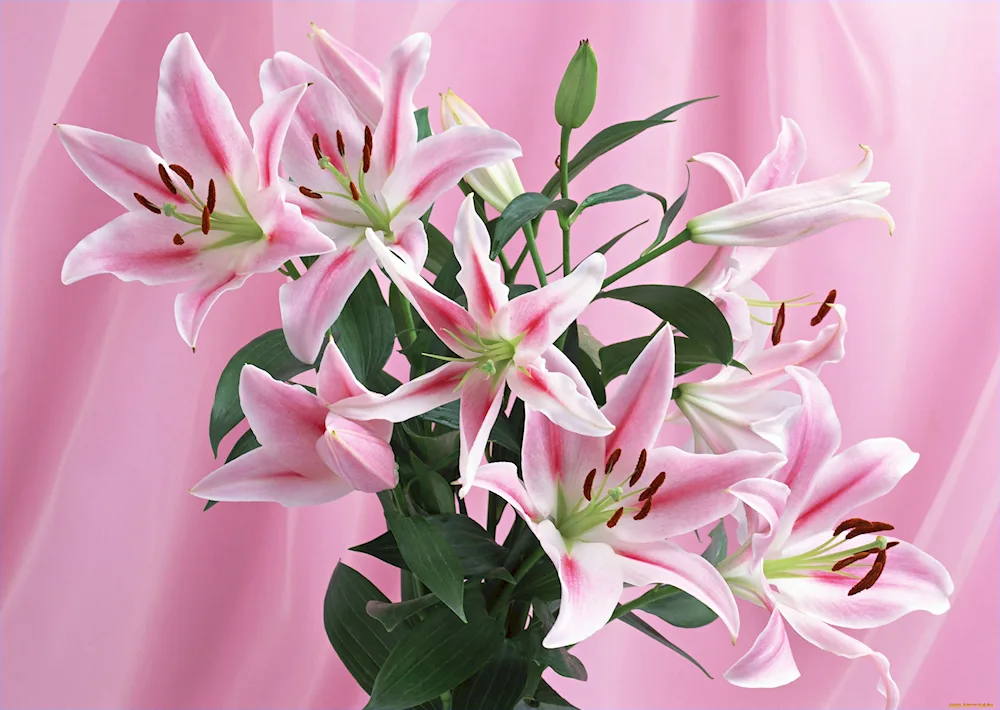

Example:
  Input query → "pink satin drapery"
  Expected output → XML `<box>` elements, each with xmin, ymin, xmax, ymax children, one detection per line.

<box><xmin>2</xmin><ymin>1</ymin><xmax>997</xmax><ymax>708</ymax></box>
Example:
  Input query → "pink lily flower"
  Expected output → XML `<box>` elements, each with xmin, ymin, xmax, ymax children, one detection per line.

<box><xmin>190</xmin><ymin>338</ymin><xmax>396</xmax><ymax>506</ymax></box>
<box><xmin>673</xmin><ymin>305</ymin><xmax>848</xmax><ymax>454</ymax></box>
<box><xmin>260</xmin><ymin>34</ymin><xmax>522</xmax><ymax>363</ymax></box>
<box><xmin>59</xmin><ymin>33</ymin><xmax>334</xmax><ymax>349</ymax></box>
<box><xmin>719</xmin><ymin>367</ymin><xmax>953</xmax><ymax>708</ymax></box>
<box><xmin>687</xmin><ymin>141</ymin><xmax>894</xmax><ymax>248</ymax></box>
<box><xmin>470</xmin><ymin>328</ymin><xmax>786</xmax><ymax>648</ymax></box>
<box><xmin>336</xmin><ymin>195</ymin><xmax>612</xmax><ymax>496</ymax></box>
<box><xmin>310</xmin><ymin>24</ymin><xmax>384</xmax><ymax>127</ymax></box>
<box><xmin>686</xmin><ymin>117</ymin><xmax>806</xmax><ymax>341</ymax></box>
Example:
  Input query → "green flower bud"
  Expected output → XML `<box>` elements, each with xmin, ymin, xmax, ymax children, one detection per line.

<box><xmin>555</xmin><ymin>39</ymin><xmax>598</xmax><ymax>129</ymax></box>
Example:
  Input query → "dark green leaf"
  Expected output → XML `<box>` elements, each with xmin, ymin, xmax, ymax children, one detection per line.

<box><xmin>641</xmin><ymin>590</ymin><xmax>718</xmax><ymax>630</ymax></box>
<box><xmin>518</xmin><ymin>680</ymin><xmax>579</xmax><ymax>710</ymax></box>
<box><xmin>561</xmin><ymin>323</ymin><xmax>605</xmax><ymax>406</ymax></box>
<box><xmin>598</xmin><ymin>285</ymin><xmax>733</xmax><ymax>365</ymax></box>
<box><xmin>538</xmin><ymin>647</ymin><xmax>588</xmax><ymax>681</ymax></box>
<box><xmin>415</xmin><ymin>107</ymin><xmax>432</xmax><ymax>141</ymax></box>
<box><xmin>386</xmin><ymin>511</ymin><xmax>466</xmax><ymax>621</ymax></box>
<box><xmin>420</xmin><ymin>401</ymin><xmax>522</xmax><ymax>453</ymax></box>
<box><xmin>702</xmin><ymin>519</ymin><xmax>728</xmax><ymax>565</ymax></box>
<box><xmin>209</xmin><ymin>330</ymin><xmax>318</xmax><ymax>455</ymax></box>
<box><xmin>540</xmin><ymin>97</ymin><xmax>716</xmax><ymax>198</ymax></box>
<box><xmin>601</xmin><ymin>332</ymin><xmax>740</xmax><ymax>384</ymax></box>
<box><xmin>405</xmin><ymin>453</ymin><xmax>456</xmax><ymax>515</ymax></box>
<box><xmin>453</xmin><ymin>641</ymin><xmax>530</xmax><ymax>710</ymax></box>
<box><xmin>492</xmin><ymin>193</ymin><xmax>577</xmax><ymax>258</ymax></box>
<box><xmin>617</xmin><ymin>611</ymin><xmax>711</xmax><ymax>678</ymax></box>
<box><xmin>330</xmin><ymin>271</ymin><xmax>395</xmax><ymax>388</ymax></box>
<box><xmin>323</xmin><ymin>563</ymin><xmax>402</xmax><ymax>693</ymax></box>
<box><xmin>424</xmin><ymin>222</ymin><xmax>454</xmax><ymax>276</ymax></box>
<box><xmin>367</xmin><ymin>594</ymin><xmax>442</xmax><ymax>633</ymax></box>
<box><xmin>647</xmin><ymin>165</ymin><xmax>691</xmax><ymax>251</ymax></box>
<box><xmin>595</xmin><ymin>219</ymin><xmax>649</xmax><ymax>257</ymax></box>
<box><xmin>569</xmin><ymin>184</ymin><xmax>667</xmax><ymax>224</ymax></box>
<box><xmin>366</xmin><ymin>595</ymin><xmax>505</xmax><ymax>710</ymax></box>
<box><xmin>512</xmin><ymin>555</ymin><xmax>560</xmax><ymax>602</ymax></box>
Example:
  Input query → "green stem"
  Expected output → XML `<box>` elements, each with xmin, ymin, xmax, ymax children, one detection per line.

<box><xmin>281</xmin><ymin>260</ymin><xmax>301</xmax><ymax>280</ymax></box>
<box><xmin>602</xmin><ymin>228</ymin><xmax>692</xmax><ymax>288</ymax></box>
<box><xmin>489</xmin><ymin>546</ymin><xmax>546</xmax><ymax>618</ymax></box>
<box><xmin>498</xmin><ymin>250</ymin><xmax>512</xmax><ymax>279</ymax></box>
<box><xmin>521</xmin><ymin>221</ymin><xmax>548</xmax><ymax>287</ymax></box>
<box><xmin>440</xmin><ymin>690</ymin><xmax>453</xmax><ymax>710</ymax></box>
<box><xmin>559</xmin><ymin>126</ymin><xmax>572</xmax><ymax>277</ymax></box>
<box><xmin>507</xmin><ymin>243</ymin><xmax>530</xmax><ymax>284</ymax></box>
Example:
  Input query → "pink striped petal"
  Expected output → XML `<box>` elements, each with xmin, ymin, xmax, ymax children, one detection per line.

<box><xmin>174</xmin><ymin>271</ymin><xmax>251</xmax><ymax>349</ymax></box>
<box><xmin>311</xmin><ymin>26</ymin><xmax>383</xmax><ymax>128</ymax></box>
<box><xmin>612</xmin><ymin>540</ymin><xmax>740</xmax><ymax>640</ymax></box>
<box><xmin>454</xmin><ymin>195</ymin><xmax>509</xmax><ymax>325</ymax></box>
<box><xmin>676</xmin><ymin>387</ymin><xmax>800</xmax><ymax>455</ymax></box>
<box><xmin>381</xmin><ymin>126</ymin><xmax>522</xmax><ymax>232</ymax></box>
<box><xmin>457</xmin><ymin>369</ymin><xmax>506</xmax><ymax>497</ymax></box>
<box><xmin>388</xmin><ymin>219</ymin><xmax>428</xmax><ymax>272</ymax></box>
<box><xmin>56</xmin><ymin>125</ymin><xmax>178</xmax><ymax>210</ymax></box>
<box><xmin>249</xmin><ymin>82</ymin><xmax>309</xmax><ymax>189</ymax></box>
<box><xmin>247</xmin><ymin>195</ymin><xmax>337</xmax><ymax>274</ymax></box>
<box><xmin>278</xmin><ymin>235</ymin><xmax>374</xmax><ymax>364</ymax></box>
<box><xmin>786</xmin><ymin>437</ymin><xmax>918</xmax><ymax>545</ymax></box>
<box><xmin>504</xmin><ymin>253</ymin><xmax>606</xmax><ymax>361</ymax></box>
<box><xmin>190</xmin><ymin>448</ymin><xmax>352</xmax><ymax>507</ymax></box>
<box><xmin>237</xmin><ymin>364</ymin><xmax>329</xmax><ymax>479</ymax></box>
<box><xmin>612</xmin><ymin>448</ymin><xmax>785</xmax><ymax>542</ymax></box>
<box><xmin>779</xmin><ymin>605</ymin><xmax>899</xmax><ymax>709</ymax></box>
<box><xmin>601</xmin><ymin>327</ymin><xmax>675</xmax><ymax>483</ymax></box>
<box><xmin>318</xmin><ymin>336</ymin><xmax>367</xmax><ymax>403</ymax></box>
<box><xmin>334</xmin><ymin>361</ymin><xmax>471</xmax><ymax>423</ymax></box>
<box><xmin>745</xmin><ymin>116</ymin><xmax>807</xmax><ymax>195</ymax></box>
<box><xmin>506</xmin><ymin>357</ymin><xmax>613</xmax><ymax>437</ymax></box>
<box><xmin>468</xmin><ymin>461</ymin><xmax>546</xmax><ymax>523</ymax></box>
<box><xmin>690</xmin><ymin>152</ymin><xmax>746</xmax><ymax>201</ymax></box>
<box><xmin>724</xmin><ymin>608</ymin><xmax>800</xmax><ymax>688</ymax></box>
<box><xmin>714</xmin><ymin>290</ymin><xmax>754</xmax><ymax>342</ymax></box>
<box><xmin>371</xmin><ymin>33</ymin><xmax>429</xmax><ymax>180</ymax></box>
<box><xmin>61</xmin><ymin>211</ymin><xmax>220</xmax><ymax>286</ymax></box>
<box><xmin>155</xmin><ymin>33</ymin><xmax>255</xmax><ymax>189</ymax></box>
<box><xmin>365</xmin><ymin>229</ymin><xmax>478</xmax><ymax>357</ymax></box>
<box><xmin>316</xmin><ymin>412</ymin><xmax>397</xmax><ymax>493</ymax></box>
<box><xmin>539</xmin><ymin>522</ymin><xmax>623</xmax><ymax>649</ymax></box>
<box><xmin>774</xmin><ymin>539</ymin><xmax>953</xmax><ymax>629</ymax></box>
<box><xmin>724</xmin><ymin>477</ymin><xmax>791</xmax><ymax>569</ymax></box>
<box><xmin>521</xmin><ymin>405</ymin><xmax>605</xmax><ymax>518</ymax></box>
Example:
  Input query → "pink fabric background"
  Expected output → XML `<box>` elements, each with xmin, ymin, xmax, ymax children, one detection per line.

<box><xmin>2</xmin><ymin>1</ymin><xmax>997</xmax><ymax>708</ymax></box>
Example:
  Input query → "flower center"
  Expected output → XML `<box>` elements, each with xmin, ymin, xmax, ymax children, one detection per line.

<box><xmin>134</xmin><ymin>164</ymin><xmax>264</xmax><ymax>249</ymax></box>
<box><xmin>554</xmin><ymin>448</ymin><xmax>663</xmax><ymax>542</ymax></box>
<box><xmin>763</xmin><ymin>517</ymin><xmax>899</xmax><ymax>596</ymax></box>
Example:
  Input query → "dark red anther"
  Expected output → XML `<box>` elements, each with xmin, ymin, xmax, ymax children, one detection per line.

<box><xmin>134</xmin><ymin>193</ymin><xmax>161</xmax><ymax>214</ymax></box>
<box><xmin>554</xmin><ymin>154</ymin><xmax>562</xmax><ymax>170</ymax></box>
<box><xmin>364</xmin><ymin>125</ymin><xmax>373</xmax><ymax>152</ymax></box>
<box><xmin>298</xmin><ymin>185</ymin><xmax>323</xmax><ymax>199</ymax></box>
<box><xmin>200</xmin><ymin>205</ymin><xmax>211</xmax><ymax>235</ymax></box>
<box><xmin>848</xmin><ymin>549</ymin><xmax>886</xmax><ymax>596</ymax></box>
<box><xmin>606</xmin><ymin>507</ymin><xmax>624</xmax><ymax>528</ymax></box>
<box><xmin>639</xmin><ymin>471</ymin><xmax>666</xmax><ymax>502</ymax></box>
<box><xmin>834</xmin><ymin>518</ymin><xmax>870</xmax><ymax>537</ymax></box>
<box><xmin>207</xmin><ymin>179</ymin><xmax>217</xmax><ymax>213</ymax></box>
<box><xmin>628</xmin><ymin>449</ymin><xmax>648</xmax><ymax>487</ymax></box>
<box><xmin>633</xmin><ymin>498</ymin><xmax>653</xmax><ymax>521</ymax></box>
<box><xmin>349</xmin><ymin>182</ymin><xmax>360</xmax><ymax>201</ymax></box>
<box><xmin>770</xmin><ymin>302</ymin><xmax>786</xmax><ymax>346</ymax></box>
<box><xmin>157</xmin><ymin>164</ymin><xmax>177</xmax><ymax>195</ymax></box>
<box><xmin>169</xmin><ymin>164</ymin><xmax>194</xmax><ymax>190</ymax></box>
<box><xmin>810</xmin><ymin>289</ymin><xmax>837</xmax><ymax>326</ymax></box>
<box><xmin>845</xmin><ymin>521</ymin><xmax>895</xmax><ymax>540</ymax></box>
<box><xmin>885</xmin><ymin>540</ymin><xmax>900</xmax><ymax>550</ymax></box>
<box><xmin>831</xmin><ymin>547</ymin><xmax>878</xmax><ymax>571</ymax></box>
<box><xmin>605</xmin><ymin>448</ymin><xmax>622</xmax><ymax>475</ymax></box>
<box><xmin>336</xmin><ymin>130</ymin><xmax>346</xmax><ymax>157</ymax></box>
<box><xmin>312</xmin><ymin>133</ymin><xmax>324</xmax><ymax>161</ymax></box>
<box><xmin>583</xmin><ymin>468</ymin><xmax>597</xmax><ymax>501</ymax></box>
<box><xmin>362</xmin><ymin>144</ymin><xmax>371</xmax><ymax>174</ymax></box>
<box><xmin>172</xmin><ymin>233</ymin><xmax>185</xmax><ymax>246</ymax></box>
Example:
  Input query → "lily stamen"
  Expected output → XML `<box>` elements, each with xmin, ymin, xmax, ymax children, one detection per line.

<box><xmin>638</xmin><ymin>471</ymin><xmax>666</xmax><ymax>501</ymax></box>
<box><xmin>583</xmin><ymin>468</ymin><xmax>597</xmax><ymax>501</ymax></box>
<box><xmin>200</xmin><ymin>205</ymin><xmax>211</xmax><ymax>234</ymax></box>
<box><xmin>158</xmin><ymin>164</ymin><xmax>178</xmax><ymax>195</ymax></box>
<box><xmin>134</xmin><ymin>192</ymin><xmax>161</xmax><ymax>214</ymax></box>
<box><xmin>312</xmin><ymin>133</ymin><xmax>324</xmax><ymax>161</ymax></box>
<box><xmin>299</xmin><ymin>186</ymin><xmax>323</xmax><ymax>199</ymax></box>
<box><xmin>606</xmin><ymin>507</ymin><xmax>624</xmax><ymax>528</ymax></box>
<box><xmin>207</xmin><ymin>179</ymin><xmax>217</xmax><ymax>213</ymax></box>
<box><xmin>848</xmin><ymin>549</ymin><xmax>887</xmax><ymax>596</ymax></box>
<box><xmin>628</xmin><ymin>449</ymin><xmax>648</xmax><ymax>487</ymax></box>
<box><xmin>605</xmin><ymin>448</ymin><xmax>622</xmax><ymax>475</ymax></box>
<box><xmin>771</xmin><ymin>302</ymin><xmax>786</xmax><ymax>345</ymax></box>
<box><xmin>168</xmin><ymin>163</ymin><xmax>194</xmax><ymax>190</ymax></box>
<box><xmin>810</xmin><ymin>289</ymin><xmax>837</xmax><ymax>326</ymax></box>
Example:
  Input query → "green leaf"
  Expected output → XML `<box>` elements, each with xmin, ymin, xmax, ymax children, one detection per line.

<box><xmin>352</xmin><ymin>514</ymin><xmax>510</xmax><ymax>579</ymax></box>
<box><xmin>647</xmin><ymin>164</ymin><xmax>691</xmax><ymax>251</ymax></box>
<box><xmin>420</xmin><ymin>401</ymin><xmax>522</xmax><ymax>453</ymax></box>
<box><xmin>331</xmin><ymin>271</ymin><xmax>395</xmax><ymax>389</ymax></box>
<box><xmin>453</xmin><ymin>641</ymin><xmax>531</xmax><ymax>710</ymax></box>
<box><xmin>641</xmin><ymin>590</ymin><xmax>718</xmax><ymax>630</ymax></box>
<box><xmin>598</xmin><ymin>285</ymin><xmax>733</xmax><ymax>365</ymax></box>
<box><xmin>366</xmin><ymin>594</ymin><xmax>442</xmax><ymax>633</ymax></box>
<box><xmin>404</xmin><ymin>453</ymin><xmax>456</xmax><ymax>515</ymax></box>
<box><xmin>540</xmin><ymin>97</ymin><xmax>716</xmax><ymax>198</ymax></box>
<box><xmin>517</xmin><ymin>680</ymin><xmax>579</xmax><ymax>710</ymax></box>
<box><xmin>617</xmin><ymin>611</ymin><xmax>711</xmax><ymax>678</ymax></box>
<box><xmin>561</xmin><ymin>323</ymin><xmax>605</xmax><ymax>407</ymax></box>
<box><xmin>386</xmin><ymin>511</ymin><xmax>466</xmax><ymax>621</ymax></box>
<box><xmin>323</xmin><ymin>563</ymin><xmax>402</xmax><ymax>693</ymax></box>
<box><xmin>569</xmin><ymin>184</ymin><xmax>667</xmax><ymax>224</ymax></box>
<box><xmin>512</xmin><ymin>555</ymin><xmax>560</xmax><ymax>602</ymax></box>
<box><xmin>595</xmin><ymin>219</ymin><xmax>649</xmax><ymax>257</ymax></box>
<box><xmin>492</xmin><ymin>193</ymin><xmax>577</xmax><ymax>258</ymax></box>
<box><xmin>209</xmin><ymin>330</ymin><xmax>318</xmax><ymax>456</ymax></box>
<box><xmin>600</xmin><ymin>332</ymin><xmax>738</xmax><ymax>384</ymax></box>
<box><xmin>415</xmin><ymin>107</ymin><xmax>432</xmax><ymax>141</ymax></box>
<box><xmin>424</xmin><ymin>222</ymin><xmax>455</xmax><ymax>276</ymax></box>
<box><xmin>538</xmin><ymin>647</ymin><xmax>588</xmax><ymax>681</ymax></box>
<box><xmin>366</xmin><ymin>594</ymin><xmax>505</xmax><ymax>710</ymax></box>
<box><xmin>702</xmin><ymin>519</ymin><xmax>728</xmax><ymax>565</ymax></box>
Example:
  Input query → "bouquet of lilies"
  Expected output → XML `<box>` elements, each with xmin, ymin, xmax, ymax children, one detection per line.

<box><xmin>58</xmin><ymin>27</ymin><xmax>954</xmax><ymax>710</ymax></box>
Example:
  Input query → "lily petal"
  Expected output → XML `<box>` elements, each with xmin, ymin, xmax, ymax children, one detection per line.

<box><xmin>507</xmin><ymin>357</ymin><xmax>613</xmax><ymax>437</ymax></box>
<box><xmin>237</xmin><ymin>364</ymin><xmax>329</xmax><ymax>478</ymax></box>
<box><xmin>469</xmin><ymin>461</ymin><xmax>546</xmax><ymax>523</ymax></box>
<box><xmin>174</xmin><ymin>271</ymin><xmax>250</xmax><ymax>349</ymax></box>
<box><xmin>457</xmin><ymin>368</ymin><xmax>506</xmax><ymax>498</ymax></box>
<box><xmin>723</xmin><ymin>477</ymin><xmax>791</xmax><ymax>568</ymax></box>
<box><xmin>278</xmin><ymin>235</ymin><xmax>374</xmax><ymax>364</ymax></box>
<box><xmin>316</xmin><ymin>412</ymin><xmax>397</xmax><ymax>493</ymax></box>
<box><xmin>371</xmin><ymin>33</ymin><xmax>429</xmax><ymax>179</ymax></box>
<box><xmin>318</xmin><ymin>335</ymin><xmax>367</xmax><ymax>404</ymax></box>
<box><xmin>249</xmin><ymin>82</ymin><xmax>309</xmax><ymax>190</ymax></box>
<box><xmin>190</xmin><ymin>448</ymin><xmax>352</xmax><ymax>507</ymax></box>
<box><xmin>612</xmin><ymin>539</ymin><xmax>740</xmax><ymax>640</ymax></box>
<box><xmin>539</xmin><ymin>521</ymin><xmax>623</xmax><ymax>649</ymax></box>
<box><xmin>676</xmin><ymin>387</ymin><xmax>800</xmax><ymax>455</ymax></box>
<box><xmin>724</xmin><ymin>608</ymin><xmax>800</xmax><ymax>688</ymax></box>
<box><xmin>505</xmin><ymin>253</ymin><xmax>606</xmax><ymax>362</ymax></box>
<box><xmin>335</xmin><ymin>361</ymin><xmax>471</xmax><ymax>423</ymax></box>
<box><xmin>248</xmin><ymin>194</ymin><xmax>337</xmax><ymax>273</ymax></box>
<box><xmin>311</xmin><ymin>26</ymin><xmax>383</xmax><ymax>128</ymax></box>
<box><xmin>745</xmin><ymin>116</ymin><xmax>807</xmax><ymax>195</ymax></box>
<box><xmin>690</xmin><ymin>152</ymin><xmax>746</xmax><ymax>201</ymax></box>
<box><xmin>381</xmin><ymin>126</ymin><xmax>522</xmax><ymax>231</ymax></box>
<box><xmin>56</xmin><ymin>124</ymin><xmax>179</xmax><ymax>209</ymax></box>
<box><xmin>454</xmin><ymin>195</ymin><xmax>509</xmax><ymax>325</ymax></box>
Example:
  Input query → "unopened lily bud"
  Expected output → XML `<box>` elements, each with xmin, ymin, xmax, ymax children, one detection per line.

<box><xmin>440</xmin><ymin>89</ymin><xmax>525</xmax><ymax>211</ymax></box>
<box><xmin>555</xmin><ymin>39</ymin><xmax>598</xmax><ymax>129</ymax></box>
